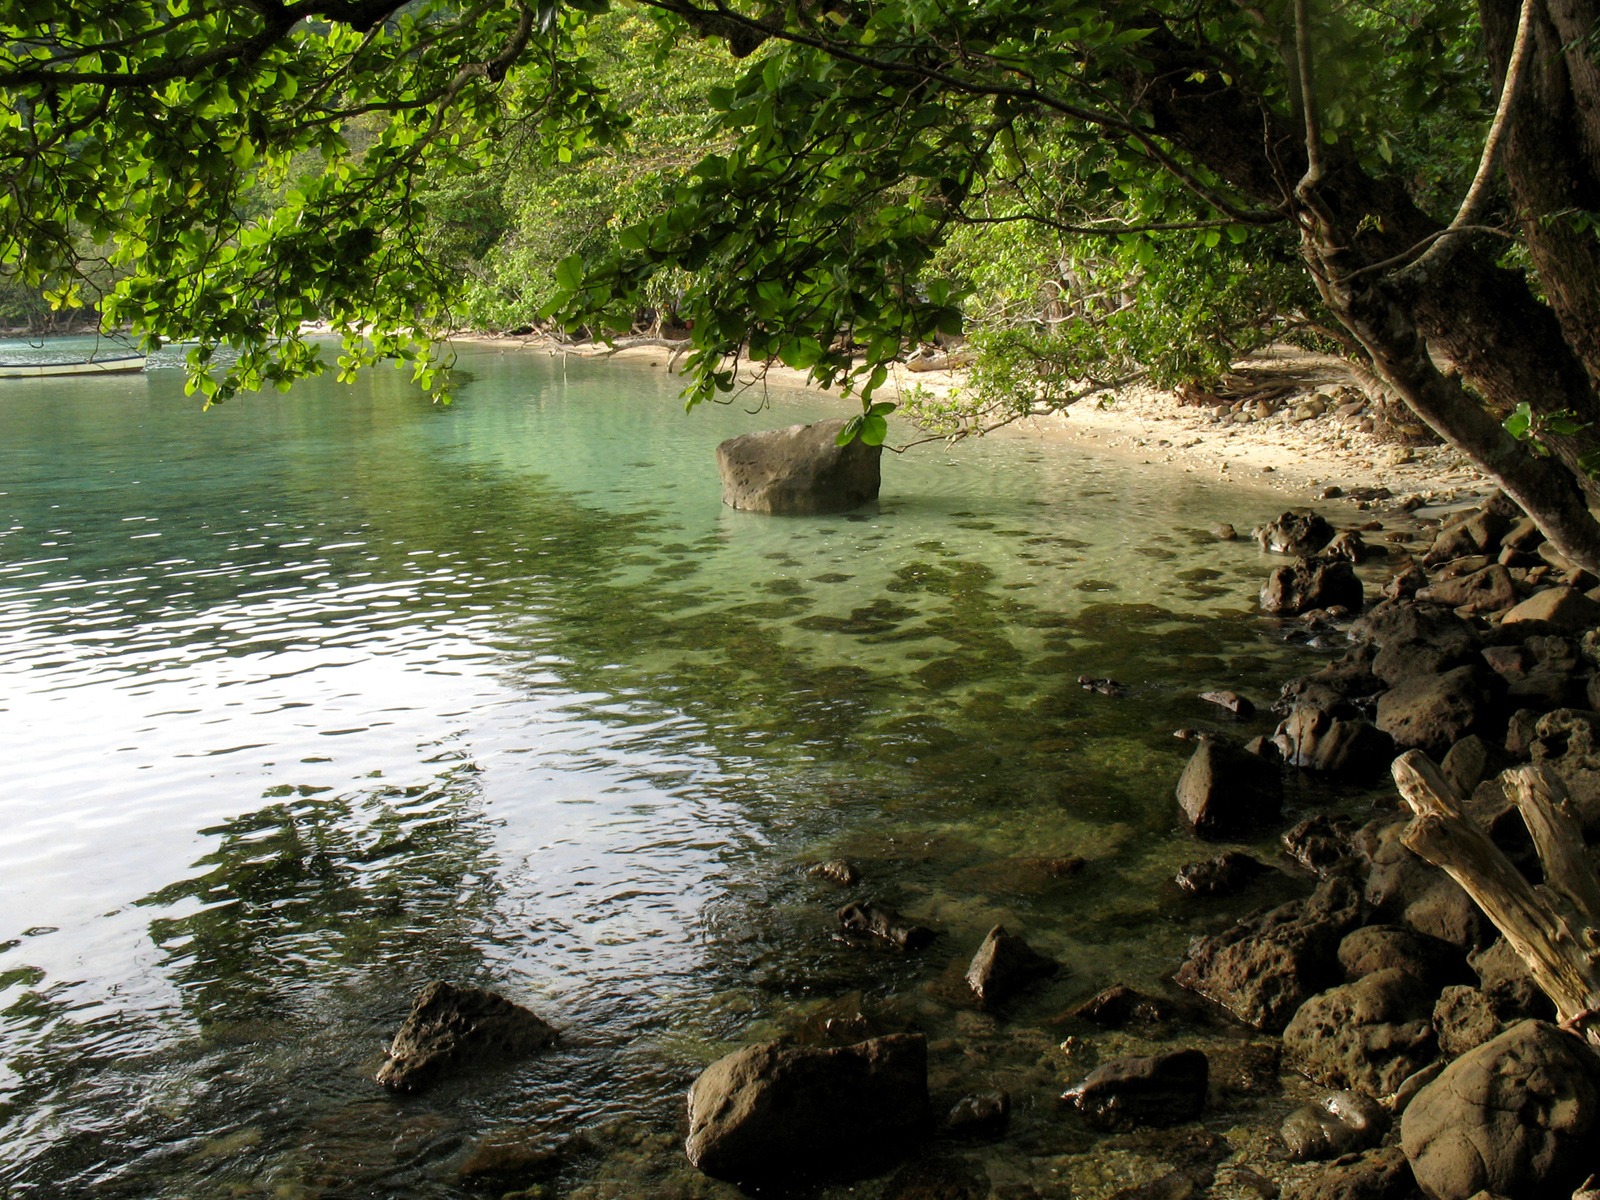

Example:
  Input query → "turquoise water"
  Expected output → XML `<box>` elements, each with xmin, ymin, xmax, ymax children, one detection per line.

<box><xmin>0</xmin><ymin>339</ymin><xmax>1342</xmax><ymax>1197</ymax></box>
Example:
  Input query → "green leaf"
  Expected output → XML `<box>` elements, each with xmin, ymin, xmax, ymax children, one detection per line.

<box><xmin>860</xmin><ymin>413</ymin><xmax>888</xmax><ymax>445</ymax></box>
<box><xmin>555</xmin><ymin>253</ymin><xmax>586</xmax><ymax>293</ymax></box>
<box><xmin>1504</xmin><ymin>403</ymin><xmax>1533</xmax><ymax>440</ymax></box>
<box><xmin>836</xmin><ymin>414</ymin><xmax>863</xmax><ymax>445</ymax></box>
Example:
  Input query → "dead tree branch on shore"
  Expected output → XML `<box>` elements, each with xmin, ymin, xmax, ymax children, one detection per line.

<box><xmin>1393</xmin><ymin>750</ymin><xmax>1600</xmax><ymax>1046</ymax></box>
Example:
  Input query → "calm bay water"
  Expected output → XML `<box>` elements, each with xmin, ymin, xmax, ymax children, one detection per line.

<box><xmin>0</xmin><ymin>340</ymin><xmax>1344</xmax><ymax>1197</ymax></box>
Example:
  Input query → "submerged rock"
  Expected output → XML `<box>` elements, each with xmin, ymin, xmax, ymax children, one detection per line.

<box><xmin>685</xmin><ymin>1033</ymin><xmax>930</xmax><ymax>1186</ymax></box>
<box><xmin>964</xmin><ymin>925</ymin><xmax>1058</xmax><ymax>1008</ymax></box>
<box><xmin>807</xmin><ymin>859</ymin><xmax>862</xmax><ymax>887</ymax></box>
<box><xmin>942</xmin><ymin>1090</ymin><xmax>1010</xmax><ymax>1140</ymax></box>
<box><xmin>1071</xmin><ymin>983</ymin><xmax>1174</xmax><ymax>1027</ymax></box>
<box><xmin>1063</xmin><ymin>1048</ymin><xmax>1209</xmax><ymax>1131</ymax></box>
<box><xmin>838</xmin><ymin>901</ymin><xmax>936</xmax><ymax>951</ymax></box>
<box><xmin>375</xmin><ymin>981</ymin><xmax>558</xmax><ymax>1093</ymax></box>
<box><xmin>1175</xmin><ymin>850</ymin><xmax>1269</xmax><ymax>897</ymax></box>
<box><xmin>716</xmin><ymin>419</ymin><xmax>882</xmax><ymax>515</ymax></box>
<box><xmin>1282</xmin><ymin>1145</ymin><xmax>1415</xmax><ymax>1200</ymax></box>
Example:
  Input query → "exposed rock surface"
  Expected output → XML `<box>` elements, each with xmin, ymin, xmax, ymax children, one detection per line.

<box><xmin>375</xmin><ymin>981</ymin><xmax>558</xmax><ymax>1093</ymax></box>
<box><xmin>1063</xmin><ymin>1048</ymin><xmax>1209</xmax><ymax>1131</ymax></box>
<box><xmin>1272</xmin><ymin>706</ymin><xmax>1395</xmax><ymax>778</ymax></box>
<box><xmin>1432</xmin><ymin>985</ymin><xmax>1508</xmax><ymax>1058</ymax></box>
<box><xmin>685</xmin><ymin>1034</ymin><xmax>930</xmax><ymax>1185</ymax></box>
<box><xmin>1501</xmin><ymin>586</ymin><xmax>1600</xmax><ymax>634</ymax></box>
<box><xmin>1262</xmin><ymin>555</ymin><xmax>1364</xmax><ymax>615</ymax></box>
<box><xmin>1375</xmin><ymin>665</ymin><xmax>1499</xmax><ymax>758</ymax></box>
<box><xmin>1338</xmin><ymin>925</ymin><xmax>1468</xmax><ymax>992</ymax></box>
<box><xmin>1416</xmin><ymin>563</ymin><xmax>1518</xmax><ymax>614</ymax></box>
<box><xmin>1400</xmin><ymin>1020</ymin><xmax>1600</xmax><ymax>1200</ymax></box>
<box><xmin>716</xmin><ymin>419</ymin><xmax>882</xmax><ymax>515</ymax></box>
<box><xmin>1257</xmin><ymin>509</ymin><xmax>1336</xmax><ymax>556</ymax></box>
<box><xmin>1174</xmin><ymin>876</ymin><xmax>1362</xmax><ymax>1031</ymax></box>
<box><xmin>1175</xmin><ymin>740</ymin><xmax>1283</xmax><ymax>837</ymax></box>
<box><xmin>1281</xmin><ymin>967</ymin><xmax>1437</xmax><ymax>1099</ymax></box>
<box><xmin>1281</xmin><ymin>1089</ymin><xmax>1390</xmax><ymax>1161</ymax></box>
<box><xmin>964</xmin><ymin>925</ymin><xmax>1057</xmax><ymax>1007</ymax></box>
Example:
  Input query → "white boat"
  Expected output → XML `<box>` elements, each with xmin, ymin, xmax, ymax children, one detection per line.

<box><xmin>0</xmin><ymin>354</ymin><xmax>148</xmax><ymax>379</ymax></box>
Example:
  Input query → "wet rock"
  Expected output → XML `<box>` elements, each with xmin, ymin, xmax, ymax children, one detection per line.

<box><xmin>685</xmin><ymin>1033</ymin><xmax>930</xmax><ymax>1186</ymax></box>
<box><xmin>965</xmin><ymin>925</ymin><xmax>1057</xmax><ymax>1008</ymax></box>
<box><xmin>1375</xmin><ymin>665</ymin><xmax>1499</xmax><ymax>758</ymax></box>
<box><xmin>1502</xmin><ymin>586</ymin><xmax>1600</xmax><ymax>634</ymax></box>
<box><xmin>1175</xmin><ymin>740</ymin><xmax>1283</xmax><ymax>838</ymax></box>
<box><xmin>1282</xmin><ymin>1146</ymin><xmax>1416</xmax><ymax>1200</ymax></box>
<box><xmin>1281</xmin><ymin>814</ymin><xmax>1358</xmax><ymax>876</ymax></box>
<box><xmin>1281</xmin><ymin>1089</ymin><xmax>1390</xmax><ymax>1161</ymax></box>
<box><xmin>882</xmin><ymin>1154</ymin><xmax>989</xmax><ymax>1199</ymax></box>
<box><xmin>1401</xmin><ymin>1020</ymin><xmax>1600</xmax><ymax>1200</ymax></box>
<box><xmin>1352</xmin><ymin>600</ymin><xmax>1482</xmax><ymax>686</ymax></box>
<box><xmin>1063</xmin><ymin>1048</ymin><xmax>1209</xmax><ymax>1131</ymax></box>
<box><xmin>1212</xmin><ymin>522</ymin><xmax>1239</xmax><ymax>541</ymax></box>
<box><xmin>375</xmin><ymin>981</ymin><xmax>558</xmax><ymax>1093</ymax></box>
<box><xmin>1433</xmin><ymin>985</ymin><xmax>1508</xmax><ymax>1058</ymax></box>
<box><xmin>1262</xmin><ymin>556</ymin><xmax>1365</xmax><ymax>616</ymax></box>
<box><xmin>1325</xmin><ymin>529</ymin><xmax>1373</xmax><ymax>563</ymax></box>
<box><xmin>1078</xmin><ymin>674</ymin><xmax>1126</xmax><ymax>696</ymax></box>
<box><xmin>1258</xmin><ymin>510</ymin><xmax>1336</xmax><ymax>556</ymax></box>
<box><xmin>838</xmin><ymin>901</ymin><xmax>936</xmax><ymax>951</ymax></box>
<box><xmin>1200</xmin><ymin>689</ymin><xmax>1255</xmax><ymax>717</ymax></box>
<box><xmin>1282</xmin><ymin>967</ymin><xmax>1437</xmax><ymax>1099</ymax></box>
<box><xmin>1109</xmin><ymin>1166</ymin><xmax>1213</xmax><ymax>1200</ymax></box>
<box><xmin>1338</xmin><ymin>925</ymin><xmax>1467</xmax><ymax>992</ymax></box>
<box><xmin>1174</xmin><ymin>876</ymin><xmax>1363</xmax><ymax>1031</ymax></box>
<box><xmin>1422</xmin><ymin>492</ymin><xmax>1520</xmax><ymax>565</ymax></box>
<box><xmin>942</xmin><ymin>1091</ymin><xmax>1009</xmax><ymax>1140</ymax></box>
<box><xmin>1273</xmin><ymin>707</ymin><xmax>1396</xmax><ymax>779</ymax></box>
<box><xmin>1071</xmin><ymin>984</ymin><xmax>1174</xmax><ymax>1027</ymax></box>
<box><xmin>716</xmin><ymin>419</ymin><xmax>882</xmax><ymax>514</ymax></box>
<box><xmin>808</xmin><ymin>859</ymin><xmax>861</xmax><ymax>887</ymax></box>
<box><xmin>457</xmin><ymin>1133</ymin><xmax>570</xmax><ymax>1185</ymax></box>
<box><xmin>1175</xmin><ymin>850</ymin><xmax>1269</xmax><ymax>897</ymax></box>
<box><xmin>1417</xmin><ymin>564</ymin><xmax>1519</xmax><ymax>614</ymax></box>
<box><xmin>947</xmin><ymin>854</ymin><xmax>1086</xmax><ymax>897</ymax></box>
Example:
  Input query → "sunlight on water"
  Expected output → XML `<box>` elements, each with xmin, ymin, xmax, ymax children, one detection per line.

<box><xmin>0</xmin><ymin>339</ymin><xmax>1345</xmax><ymax>1197</ymax></box>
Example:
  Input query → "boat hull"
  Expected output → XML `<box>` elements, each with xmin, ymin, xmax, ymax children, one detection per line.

<box><xmin>0</xmin><ymin>355</ymin><xmax>148</xmax><ymax>379</ymax></box>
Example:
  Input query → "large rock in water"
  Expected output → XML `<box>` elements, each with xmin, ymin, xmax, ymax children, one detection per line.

<box><xmin>1261</xmin><ymin>555</ymin><xmax>1364</xmax><ymax>615</ymax></box>
<box><xmin>1062</xmin><ymin>1048</ymin><xmax>1209</xmax><ymax>1131</ymax></box>
<box><xmin>1175</xmin><ymin>740</ymin><xmax>1282</xmax><ymax>837</ymax></box>
<box><xmin>685</xmin><ymin>1034</ymin><xmax>929</xmax><ymax>1186</ymax></box>
<box><xmin>1400</xmin><ymin>1020</ymin><xmax>1600</xmax><ymax>1199</ymax></box>
<box><xmin>375</xmin><ymin>981</ymin><xmax>558</xmax><ymax>1092</ymax></box>
<box><xmin>1174</xmin><ymin>876</ymin><xmax>1363</xmax><ymax>1031</ymax></box>
<box><xmin>716</xmin><ymin>418</ymin><xmax>882</xmax><ymax>514</ymax></box>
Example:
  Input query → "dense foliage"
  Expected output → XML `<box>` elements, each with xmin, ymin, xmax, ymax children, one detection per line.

<box><xmin>4</xmin><ymin>0</ymin><xmax>1600</xmax><ymax>561</ymax></box>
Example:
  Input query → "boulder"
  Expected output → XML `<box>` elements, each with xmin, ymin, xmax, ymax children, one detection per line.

<box><xmin>1062</xmin><ymin>1048</ymin><xmax>1208</xmax><ymax>1131</ymax></box>
<box><xmin>1273</xmin><ymin>706</ymin><xmax>1396</xmax><ymax>779</ymax></box>
<box><xmin>1263</xmin><ymin>556</ymin><xmax>1365</xmax><ymax>615</ymax></box>
<box><xmin>1257</xmin><ymin>509</ymin><xmax>1336</xmax><ymax>556</ymax></box>
<box><xmin>716</xmin><ymin>419</ymin><xmax>882</xmax><ymax>515</ymax></box>
<box><xmin>685</xmin><ymin>1034</ymin><xmax>929</xmax><ymax>1185</ymax></box>
<box><xmin>1501</xmin><ymin>587</ymin><xmax>1600</xmax><ymax>634</ymax></box>
<box><xmin>1282</xmin><ymin>1089</ymin><xmax>1390</xmax><ymax>1161</ymax></box>
<box><xmin>1281</xmin><ymin>814</ymin><xmax>1358</xmax><ymax>876</ymax></box>
<box><xmin>1375</xmin><ymin>665</ymin><xmax>1499</xmax><ymax>758</ymax></box>
<box><xmin>1351</xmin><ymin>600</ymin><xmax>1481</xmax><ymax>686</ymax></box>
<box><xmin>375</xmin><ymin>981</ymin><xmax>558</xmax><ymax>1093</ymax></box>
<box><xmin>1174</xmin><ymin>876</ymin><xmax>1363</xmax><ymax>1031</ymax></box>
<box><xmin>1175</xmin><ymin>740</ymin><xmax>1283</xmax><ymax>837</ymax></box>
<box><xmin>1401</xmin><ymin>1020</ymin><xmax>1600</xmax><ymax>1200</ymax></box>
<box><xmin>1070</xmin><ymin>984</ymin><xmax>1174</xmax><ymax>1027</ymax></box>
<box><xmin>964</xmin><ymin>925</ymin><xmax>1058</xmax><ymax>1007</ymax></box>
<box><xmin>1200</xmin><ymin>689</ymin><xmax>1255</xmax><ymax>717</ymax></box>
<box><xmin>1423</xmin><ymin>493</ymin><xmax>1520</xmax><ymax>565</ymax></box>
<box><xmin>1417</xmin><ymin>564</ymin><xmax>1519</xmax><ymax>614</ymax></box>
<box><xmin>1325</xmin><ymin>529</ymin><xmax>1374</xmax><ymax>563</ymax></box>
<box><xmin>1358</xmin><ymin>819</ymin><xmax>1489</xmax><ymax>950</ymax></box>
<box><xmin>1433</xmin><ymin>985</ymin><xmax>1508</xmax><ymax>1058</ymax></box>
<box><xmin>1282</xmin><ymin>968</ymin><xmax>1437</xmax><ymax>1099</ymax></box>
<box><xmin>1282</xmin><ymin>1146</ymin><xmax>1416</xmax><ymax>1200</ymax></box>
<box><xmin>1174</xmin><ymin>850</ymin><xmax>1269</xmax><ymax>897</ymax></box>
<box><xmin>1338</xmin><ymin>925</ymin><xmax>1468</xmax><ymax>992</ymax></box>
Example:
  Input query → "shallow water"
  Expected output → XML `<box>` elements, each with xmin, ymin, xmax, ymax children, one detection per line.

<box><xmin>1</xmin><ymin>339</ymin><xmax>1358</xmax><ymax>1197</ymax></box>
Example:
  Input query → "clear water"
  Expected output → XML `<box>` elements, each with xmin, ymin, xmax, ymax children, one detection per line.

<box><xmin>0</xmin><ymin>339</ymin><xmax>1349</xmax><ymax>1197</ymax></box>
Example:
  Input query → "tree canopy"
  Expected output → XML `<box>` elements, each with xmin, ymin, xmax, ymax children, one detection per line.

<box><xmin>5</xmin><ymin>0</ymin><xmax>1600</xmax><ymax>564</ymax></box>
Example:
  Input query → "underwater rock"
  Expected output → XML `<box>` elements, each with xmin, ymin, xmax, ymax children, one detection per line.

<box><xmin>1282</xmin><ymin>1145</ymin><xmax>1416</xmax><ymax>1200</ymax></box>
<box><xmin>1174</xmin><ymin>850</ymin><xmax>1269</xmax><ymax>897</ymax></box>
<box><xmin>807</xmin><ymin>859</ymin><xmax>862</xmax><ymax>887</ymax></box>
<box><xmin>1200</xmin><ymin>689</ymin><xmax>1255</xmax><ymax>717</ymax></box>
<box><xmin>1071</xmin><ymin>983</ymin><xmax>1173</xmax><ymax>1027</ymax></box>
<box><xmin>716</xmin><ymin>418</ymin><xmax>882</xmax><ymax>515</ymax></box>
<box><xmin>838</xmin><ymin>901</ymin><xmax>936</xmax><ymax>951</ymax></box>
<box><xmin>684</xmin><ymin>1033</ymin><xmax>929</xmax><ymax>1186</ymax></box>
<box><xmin>1063</xmin><ymin>1048</ymin><xmax>1209</xmax><ymax>1131</ymax></box>
<box><xmin>1175</xmin><ymin>740</ymin><xmax>1283</xmax><ymax>838</ymax></box>
<box><xmin>942</xmin><ymin>1090</ymin><xmax>1010</xmax><ymax>1140</ymax></box>
<box><xmin>964</xmin><ymin>925</ymin><xmax>1058</xmax><ymax>1008</ymax></box>
<box><xmin>1078</xmin><ymin>674</ymin><xmax>1126</xmax><ymax>696</ymax></box>
<box><xmin>1281</xmin><ymin>813</ymin><xmax>1358</xmax><ymax>875</ymax></box>
<box><xmin>1281</xmin><ymin>1089</ymin><xmax>1390</xmax><ymax>1161</ymax></box>
<box><xmin>375</xmin><ymin>981</ymin><xmax>558</xmax><ymax>1093</ymax></box>
<box><xmin>1401</xmin><ymin>1020</ymin><xmax>1600</xmax><ymax>1200</ymax></box>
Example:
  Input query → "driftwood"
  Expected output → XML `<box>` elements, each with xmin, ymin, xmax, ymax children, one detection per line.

<box><xmin>1393</xmin><ymin>749</ymin><xmax>1600</xmax><ymax>1044</ymax></box>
